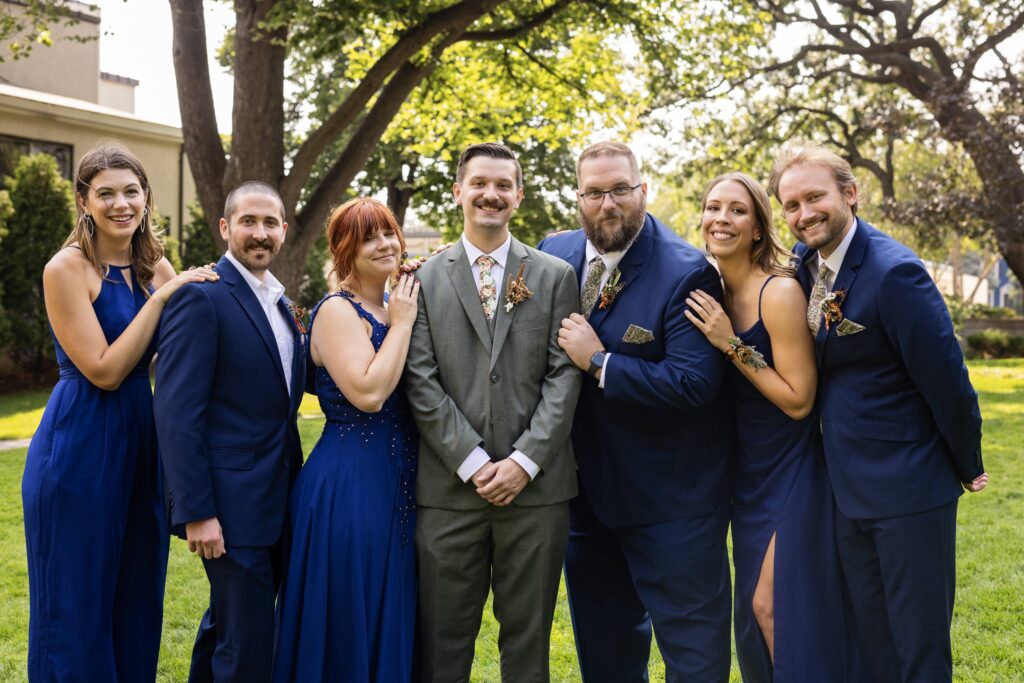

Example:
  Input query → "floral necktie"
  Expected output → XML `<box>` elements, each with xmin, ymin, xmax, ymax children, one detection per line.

<box><xmin>807</xmin><ymin>264</ymin><xmax>831</xmax><ymax>335</ymax></box>
<box><xmin>476</xmin><ymin>255</ymin><xmax>498</xmax><ymax>320</ymax></box>
<box><xmin>581</xmin><ymin>256</ymin><xmax>606</xmax><ymax>318</ymax></box>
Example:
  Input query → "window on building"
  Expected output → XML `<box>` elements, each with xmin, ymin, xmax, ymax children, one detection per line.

<box><xmin>0</xmin><ymin>135</ymin><xmax>73</xmax><ymax>180</ymax></box>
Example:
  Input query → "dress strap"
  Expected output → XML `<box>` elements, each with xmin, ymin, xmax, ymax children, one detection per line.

<box><xmin>757</xmin><ymin>275</ymin><xmax>777</xmax><ymax>321</ymax></box>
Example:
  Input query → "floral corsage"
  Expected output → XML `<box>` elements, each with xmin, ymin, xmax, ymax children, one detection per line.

<box><xmin>599</xmin><ymin>269</ymin><xmax>624</xmax><ymax>309</ymax></box>
<box><xmin>505</xmin><ymin>264</ymin><xmax>532</xmax><ymax>312</ymax></box>
<box><xmin>285</xmin><ymin>299</ymin><xmax>308</xmax><ymax>335</ymax></box>
<box><xmin>725</xmin><ymin>335</ymin><xmax>767</xmax><ymax>369</ymax></box>
<box><xmin>820</xmin><ymin>289</ymin><xmax>847</xmax><ymax>330</ymax></box>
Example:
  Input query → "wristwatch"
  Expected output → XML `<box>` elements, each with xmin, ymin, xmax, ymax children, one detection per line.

<box><xmin>587</xmin><ymin>351</ymin><xmax>607</xmax><ymax>378</ymax></box>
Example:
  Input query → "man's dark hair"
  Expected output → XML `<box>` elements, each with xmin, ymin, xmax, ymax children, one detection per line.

<box><xmin>223</xmin><ymin>181</ymin><xmax>285</xmax><ymax>221</ymax></box>
<box><xmin>456</xmin><ymin>142</ymin><xmax>523</xmax><ymax>189</ymax></box>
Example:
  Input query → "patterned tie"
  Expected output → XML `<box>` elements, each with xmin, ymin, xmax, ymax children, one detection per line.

<box><xmin>476</xmin><ymin>255</ymin><xmax>498</xmax><ymax>320</ymax></box>
<box><xmin>581</xmin><ymin>256</ymin><xmax>606</xmax><ymax>318</ymax></box>
<box><xmin>807</xmin><ymin>264</ymin><xmax>832</xmax><ymax>335</ymax></box>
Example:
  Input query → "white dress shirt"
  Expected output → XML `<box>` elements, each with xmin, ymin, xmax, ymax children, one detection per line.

<box><xmin>813</xmin><ymin>217</ymin><xmax>858</xmax><ymax>292</ymax></box>
<box><xmin>456</xmin><ymin>233</ymin><xmax>541</xmax><ymax>483</ymax></box>
<box><xmin>224</xmin><ymin>250</ymin><xmax>294</xmax><ymax>394</ymax></box>
<box><xmin>582</xmin><ymin>237</ymin><xmax>636</xmax><ymax>390</ymax></box>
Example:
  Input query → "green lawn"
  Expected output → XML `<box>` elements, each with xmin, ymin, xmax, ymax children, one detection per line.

<box><xmin>1</xmin><ymin>360</ymin><xmax>1021</xmax><ymax>681</ymax></box>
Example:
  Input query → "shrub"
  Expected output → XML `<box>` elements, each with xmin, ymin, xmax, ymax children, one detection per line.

<box><xmin>0</xmin><ymin>154</ymin><xmax>75</xmax><ymax>377</ymax></box>
<box><xmin>966</xmin><ymin>329</ymin><xmax>1024</xmax><ymax>359</ymax></box>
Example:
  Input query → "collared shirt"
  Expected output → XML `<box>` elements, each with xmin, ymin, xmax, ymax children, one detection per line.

<box><xmin>813</xmin><ymin>217</ymin><xmax>858</xmax><ymax>292</ymax></box>
<box><xmin>224</xmin><ymin>250</ymin><xmax>294</xmax><ymax>394</ymax></box>
<box><xmin>462</xmin><ymin>232</ymin><xmax>512</xmax><ymax>292</ymax></box>
<box><xmin>455</xmin><ymin>232</ymin><xmax>540</xmax><ymax>482</ymax></box>
<box><xmin>583</xmin><ymin>234</ymin><xmax>640</xmax><ymax>390</ymax></box>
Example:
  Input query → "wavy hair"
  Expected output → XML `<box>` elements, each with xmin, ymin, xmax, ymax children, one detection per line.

<box><xmin>701</xmin><ymin>172</ymin><xmax>795</xmax><ymax>276</ymax></box>
<box><xmin>64</xmin><ymin>142</ymin><xmax>164</xmax><ymax>295</ymax></box>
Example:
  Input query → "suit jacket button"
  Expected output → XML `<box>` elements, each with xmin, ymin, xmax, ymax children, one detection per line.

<box><xmin>490</xmin><ymin>373</ymin><xmax>500</xmax><ymax>384</ymax></box>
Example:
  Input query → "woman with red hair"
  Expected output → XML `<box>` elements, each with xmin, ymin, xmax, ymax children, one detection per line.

<box><xmin>273</xmin><ymin>197</ymin><xmax>420</xmax><ymax>682</ymax></box>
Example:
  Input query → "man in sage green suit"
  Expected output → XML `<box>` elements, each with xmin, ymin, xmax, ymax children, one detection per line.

<box><xmin>406</xmin><ymin>143</ymin><xmax>581</xmax><ymax>682</ymax></box>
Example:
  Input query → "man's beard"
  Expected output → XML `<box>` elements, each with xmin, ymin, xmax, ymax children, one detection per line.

<box><xmin>234</xmin><ymin>237</ymin><xmax>278</xmax><ymax>273</ymax></box>
<box><xmin>580</xmin><ymin>199</ymin><xmax>646</xmax><ymax>253</ymax></box>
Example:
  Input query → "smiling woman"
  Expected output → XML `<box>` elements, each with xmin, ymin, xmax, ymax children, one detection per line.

<box><xmin>19</xmin><ymin>142</ymin><xmax>217</xmax><ymax>682</ymax></box>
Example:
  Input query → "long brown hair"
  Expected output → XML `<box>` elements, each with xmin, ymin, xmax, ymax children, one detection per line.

<box><xmin>326</xmin><ymin>197</ymin><xmax>406</xmax><ymax>290</ymax></box>
<box><xmin>64</xmin><ymin>142</ymin><xmax>164</xmax><ymax>294</ymax></box>
<box><xmin>700</xmin><ymin>172</ymin><xmax>795</xmax><ymax>277</ymax></box>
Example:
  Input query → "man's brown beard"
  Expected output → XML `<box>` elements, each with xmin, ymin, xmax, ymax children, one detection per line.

<box><xmin>580</xmin><ymin>200</ymin><xmax>646</xmax><ymax>253</ymax></box>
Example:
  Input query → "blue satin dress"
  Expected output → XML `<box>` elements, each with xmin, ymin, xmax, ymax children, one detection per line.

<box><xmin>730</xmin><ymin>276</ymin><xmax>847</xmax><ymax>682</ymax></box>
<box><xmin>273</xmin><ymin>291</ymin><xmax>418</xmax><ymax>683</ymax></box>
<box><xmin>22</xmin><ymin>264</ymin><xmax>168</xmax><ymax>682</ymax></box>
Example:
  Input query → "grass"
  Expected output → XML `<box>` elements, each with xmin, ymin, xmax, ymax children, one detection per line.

<box><xmin>0</xmin><ymin>360</ymin><xmax>1021</xmax><ymax>681</ymax></box>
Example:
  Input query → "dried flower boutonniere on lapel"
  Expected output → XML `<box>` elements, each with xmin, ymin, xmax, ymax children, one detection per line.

<box><xmin>820</xmin><ymin>289</ymin><xmax>847</xmax><ymax>331</ymax></box>
<box><xmin>725</xmin><ymin>335</ymin><xmax>768</xmax><ymax>369</ymax></box>
<box><xmin>505</xmin><ymin>264</ymin><xmax>532</xmax><ymax>312</ymax></box>
<box><xmin>599</xmin><ymin>269</ymin><xmax>624</xmax><ymax>310</ymax></box>
<box><xmin>285</xmin><ymin>299</ymin><xmax>308</xmax><ymax>335</ymax></box>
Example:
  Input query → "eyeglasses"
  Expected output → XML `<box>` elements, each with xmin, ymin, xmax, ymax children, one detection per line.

<box><xmin>577</xmin><ymin>183</ymin><xmax>641</xmax><ymax>207</ymax></box>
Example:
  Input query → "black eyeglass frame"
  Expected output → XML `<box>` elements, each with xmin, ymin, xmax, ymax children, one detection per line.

<box><xmin>576</xmin><ymin>183</ymin><xmax>642</xmax><ymax>207</ymax></box>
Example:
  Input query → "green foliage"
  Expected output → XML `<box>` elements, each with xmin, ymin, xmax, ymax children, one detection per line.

<box><xmin>0</xmin><ymin>0</ymin><xmax>97</xmax><ymax>62</ymax></box>
<box><xmin>178</xmin><ymin>204</ymin><xmax>220</xmax><ymax>269</ymax></box>
<box><xmin>0</xmin><ymin>154</ymin><xmax>74</xmax><ymax>373</ymax></box>
<box><xmin>298</xmin><ymin>233</ymin><xmax>330</xmax><ymax>310</ymax></box>
<box><xmin>967</xmin><ymin>329</ymin><xmax>1024</xmax><ymax>359</ymax></box>
<box><xmin>945</xmin><ymin>295</ymin><xmax>1017</xmax><ymax>334</ymax></box>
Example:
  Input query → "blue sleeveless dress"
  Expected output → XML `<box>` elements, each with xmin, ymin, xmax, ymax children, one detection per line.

<box><xmin>273</xmin><ymin>291</ymin><xmax>418</xmax><ymax>683</ymax></box>
<box><xmin>730</xmin><ymin>276</ymin><xmax>847</xmax><ymax>682</ymax></box>
<box><xmin>22</xmin><ymin>264</ymin><xmax>168</xmax><ymax>682</ymax></box>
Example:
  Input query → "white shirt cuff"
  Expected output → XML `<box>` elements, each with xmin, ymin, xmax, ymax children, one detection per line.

<box><xmin>598</xmin><ymin>353</ymin><xmax>612</xmax><ymax>389</ymax></box>
<box><xmin>457</xmin><ymin>446</ymin><xmax>491</xmax><ymax>482</ymax></box>
<box><xmin>508</xmin><ymin>450</ymin><xmax>540</xmax><ymax>480</ymax></box>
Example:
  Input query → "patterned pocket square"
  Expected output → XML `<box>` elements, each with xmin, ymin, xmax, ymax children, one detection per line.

<box><xmin>836</xmin><ymin>318</ymin><xmax>866</xmax><ymax>336</ymax></box>
<box><xmin>622</xmin><ymin>324</ymin><xmax>655</xmax><ymax>344</ymax></box>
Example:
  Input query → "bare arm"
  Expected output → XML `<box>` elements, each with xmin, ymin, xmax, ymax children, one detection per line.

<box><xmin>686</xmin><ymin>278</ymin><xmax>816</xmax><ymax>420</ymax></box>
<box><xmin>44</xmin><ymin>251</ymin><xmax>217</xmax><ymax>390</ymax></box>
<box><xmin>311</xmin><ymin>275</ymin><xmax>419</xmax><ymax>413</ymax></box>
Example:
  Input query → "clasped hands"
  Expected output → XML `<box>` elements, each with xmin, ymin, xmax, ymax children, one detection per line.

<box><xmin>558</xmin><ymin>313</ymin><xmax>604</xmax><ymax>372</ymax></box>
<box><xmin>471</xmin><ymin>459</ymin><xmax>529</xmax><ymax>506</ymax></box>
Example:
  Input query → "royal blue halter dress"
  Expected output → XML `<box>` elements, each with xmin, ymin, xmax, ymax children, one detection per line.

<box><xmin>23</xmin><ymin>264</ymin><xmax>168</xmax><ymax>682</ymax></box>
<box><xmin>730</xmin><ymin>275</ymin><xmax>848</xmax><ymax>682</ymax></box>
<box><xmin>273</xmin><ymin>291</ymin><xmax>418</xmax><ymax>682</ymax></box>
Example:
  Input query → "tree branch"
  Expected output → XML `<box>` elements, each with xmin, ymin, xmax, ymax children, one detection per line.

<box><xmin>281</xmin><ymin>0</ymin><xmax>500</xmax><ymax>206</ymax></box>
<box><xmin>462</xmin><ymin>0</ymin><xmax>574</xmax><ymax>41</ymax></box>
<box><xmin>960</xmin><ymin>9</ymin><xmax>1024</xmax><ymax>85</ymax></box>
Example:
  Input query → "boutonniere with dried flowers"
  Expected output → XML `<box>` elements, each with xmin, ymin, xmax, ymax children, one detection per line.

<box><xmin>285</xmin><ymin>299</ymin><xmax>308</xmax><ymax>335</ymax></box>
<box><xmin>820</xmin><ymin>289</ymin><xmax>847</xmax><ymax>330</ymax></box>
<box><xmin>505</xmin><ymin>264</ymin><xmax>532</xmax><ymax>312</ymax></box>
<box><xmin>599</xmin><ymin>269</ymin><xmax>624</xmax><ymax>310</ymax></box>
<box><xmin>725</xmin><ymin>335</ymin><xmax>768</xmax><ymax>370</ymax></box>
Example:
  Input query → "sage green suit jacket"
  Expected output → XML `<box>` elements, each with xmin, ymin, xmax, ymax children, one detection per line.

<box><xmin>406</xmin><ymin>236</ymin><xmax>581</xmax><ymax>509</ymax></box>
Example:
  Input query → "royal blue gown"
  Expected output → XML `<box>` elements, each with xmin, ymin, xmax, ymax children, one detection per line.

<box><xmin>730</xmin><ymin>276</ymin><xmax>847</xmax><ymax>682</ymax></box>
<box><xmin>273</xmin><ymin>291</ymin><xmax>418</xmax><ymax>683</ymax></box>
<box><xmin>22</xmin><ymin>264</ymin><xmax>168</xmax><ymax>682</ymax></box>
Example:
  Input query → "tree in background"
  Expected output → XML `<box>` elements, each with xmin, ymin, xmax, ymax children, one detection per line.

<box><xmin>0</xmin><ymin>154</ymin><xmax>75</xmax><ymax>377</ymax></box>
<box><xmin>171</xmin><ymin>0</ymin><xmax>763</xmax><ymax>292</ymax></box>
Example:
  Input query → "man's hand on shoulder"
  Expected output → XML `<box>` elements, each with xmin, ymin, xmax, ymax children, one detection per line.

<box><xmin>186</xmin><ymin>517</ymin><xmax>226</xmax><ymax>559</ymax></box>
<box><xmin>476</xmin><ymin>459</ymin><xmax>530</xmax><ymax>506</ymax></box>
<box><xmin>399</xmin><ymin>242</ymin><xmax>454</xmax><ymax>274</ymax></box>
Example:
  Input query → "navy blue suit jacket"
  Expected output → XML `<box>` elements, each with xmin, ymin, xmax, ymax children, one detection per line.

<box><xmin>154</xmin><ymin>256</ymin><xmax>305</xmax><ymax>547</ymax></box>
<box><xmin>796</xmin><ymin>218</ymin><xmax>983</xmax><ymax>519</ymax></box>
<box><xmin>539</xmin><ymin>214</ymin><xmax>733</xmax><ymax>527</ymax></box>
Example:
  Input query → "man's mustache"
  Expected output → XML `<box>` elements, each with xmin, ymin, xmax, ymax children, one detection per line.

<box><xmin>245</xmin><ymin>238</ymin><xmax>274</xmax><ymax>250</ymax></box>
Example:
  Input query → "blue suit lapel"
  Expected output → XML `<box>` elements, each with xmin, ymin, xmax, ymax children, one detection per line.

<box><xmin>588</xmin><ymin>215</ymin><xmax>654</xmax><ymax>333</ymax></box>
<box><xmin>818</xmin><ymin>218</ymin><xmax>870</xmax><ymax>364</ymax></box>
<box><xmin>218</xmin><ymin>256</ymin><xmax>290</xmax><ymax>395</ymax></box>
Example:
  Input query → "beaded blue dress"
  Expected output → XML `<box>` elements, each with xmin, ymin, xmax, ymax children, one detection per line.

<box><xmin>22</xmin><ymin>264</ymin><xmax>168</xmax><ymax>682</ymax></box>
<box><xmin>273</xmin><ymin>291</ymin><xmax>418</xmax><ymax>683</ymax></box>
<box><xmin>730</xmin><ymin>276</ymin><xmax>847</xmax><ymax>682</ymax></box>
